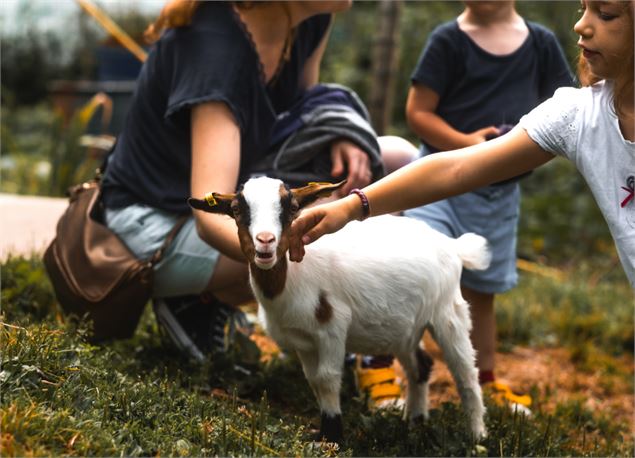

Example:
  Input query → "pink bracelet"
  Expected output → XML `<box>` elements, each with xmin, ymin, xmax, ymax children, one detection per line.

<box><xmin>349</xmin><ymin>188</ymin><xmax>370</xmax><ymax>220</ymax></box>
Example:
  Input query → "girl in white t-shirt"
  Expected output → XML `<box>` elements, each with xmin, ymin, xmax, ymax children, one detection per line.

<box><xmin>290</xmin><ymin>0</ymin><xmax>635</xmax><ymax>287</ymax></box>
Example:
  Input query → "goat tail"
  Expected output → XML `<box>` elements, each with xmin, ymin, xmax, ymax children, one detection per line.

<box><xmin>454</xmin><ymin>233</ymin><xmax>491</xmax><ymax>271</ymax></box>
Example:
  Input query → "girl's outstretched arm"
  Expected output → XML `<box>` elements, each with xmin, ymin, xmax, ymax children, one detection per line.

<box><xmin>289</xmin><ymin>127</ymin><xmax>553</xmax><ymax>262</ymax></box>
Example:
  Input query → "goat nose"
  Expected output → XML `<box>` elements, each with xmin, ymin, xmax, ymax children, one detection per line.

<box><xmin>256</xmin><ymin>232</ymin><xmax>276</xmax><ymax>244</ymax></box>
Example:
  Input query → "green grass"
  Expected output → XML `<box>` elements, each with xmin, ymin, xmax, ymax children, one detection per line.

<box><xmin>1</xmin><ymin>255</ymin><xmax>633</xmax><ymax>457</ymax></box>
<box><xmin>496</xmin><ymin>264</ymin><xmax>634</xmax><ymax>358</ymax></box>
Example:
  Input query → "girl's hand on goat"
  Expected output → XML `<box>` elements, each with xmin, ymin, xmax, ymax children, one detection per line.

<box><xmin>330</xmin><ymin>140</ymin><xmax>372</xmax><ymax>196</ymax></box>
<box><xmin>289</xmin><ymin>195</ymin><xmax>363</xmax><ymax>262</ymax></box>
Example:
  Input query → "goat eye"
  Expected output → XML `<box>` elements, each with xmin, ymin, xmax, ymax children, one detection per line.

<box><xmin>290</xmin><ymin>201</ymin><xmax>299</xmax><ymax>213</ymax></box>
<box><xmin>231</xmin><ymin>203</ymin><xmax>241</xmax><ymax>216</ymax></box>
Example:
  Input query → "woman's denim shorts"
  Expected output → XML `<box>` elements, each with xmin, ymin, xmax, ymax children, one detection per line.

<box><xmin>105</xmin><ymin>205</ymin><xmax>220</xmax><ymax>298</ymax></box>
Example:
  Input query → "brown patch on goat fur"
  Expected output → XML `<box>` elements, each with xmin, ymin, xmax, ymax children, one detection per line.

<box><xmin>237</xmin><ymin>224</ymin><xmax>256</xmax><ymax>262</ymax></box>
<box><xmin>315</xmin><ymin>292</ymin><xmax>333</xmax><ymax>324</ymax></box>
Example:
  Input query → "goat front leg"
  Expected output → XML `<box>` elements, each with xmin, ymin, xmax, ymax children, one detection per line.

<box><xmin>296</xmin><ymin>349</ymin><xmax>320</xmax><ymax>401</ymax></box>
<box><xmin>309</xmin><ymin>332</ymin><xmax>347</xmax><ymax>444</ymax></box>
<box><xmin>296</xmin><ymin>347</ymin><xmax>343</xmax><ymax>444</ymax></box>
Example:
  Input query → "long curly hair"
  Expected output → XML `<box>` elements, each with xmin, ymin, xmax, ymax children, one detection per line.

<box><xmin>576</xmin><ymin>1</ymin><xmax>634</xmax><ymax>119</ymax></box>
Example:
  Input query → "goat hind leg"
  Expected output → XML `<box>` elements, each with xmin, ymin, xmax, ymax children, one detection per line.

<box><xmin>431</xmin><ymin>317</ymin><xmax>487</xmax><ymax>439</ymax></box>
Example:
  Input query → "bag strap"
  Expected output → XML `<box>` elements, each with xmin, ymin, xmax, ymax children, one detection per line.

<box><xmin>148</xmin><ymin>216</ymin><xmax>188</xmax><ymax>267</ymax></box>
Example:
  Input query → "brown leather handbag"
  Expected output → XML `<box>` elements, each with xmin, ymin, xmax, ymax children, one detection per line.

<box><xmin>44</xmin><ymin>179</ymin><xmax>186</xmax><ymax>342</ymax></box>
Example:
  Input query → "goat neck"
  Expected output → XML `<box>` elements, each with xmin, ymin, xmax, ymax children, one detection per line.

<box><xmin>248</xmin><ymin>255</ymin><xmax>288</xmax><ymax>299</ymax></box>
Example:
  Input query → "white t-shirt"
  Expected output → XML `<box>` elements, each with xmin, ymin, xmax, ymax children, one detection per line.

<box><xmin>519</xmin><ymin>81</ymin><xmax>635</xmax><ymax>288</ymax></box>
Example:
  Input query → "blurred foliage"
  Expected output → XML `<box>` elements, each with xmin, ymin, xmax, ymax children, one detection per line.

<box><xmin>1</xmin><ymin>3</ymin><xmax>153</xmax><ymax>107</ymax></box>
<box><xmin>0</xmin><ymin>30</ymin><xmax>66</xmax><ymax>106</ymax></box>
<box><xmin>1</xmin><ymin>96</ymin><xmax>110</xmax><ymax>197</ymax></box>
<box><xmin>518</xmin><ymin>160</ymin><xmax>616</xmax><ymax>264</ymax></box>
<box><xmin>496</xmin><ymin>267</ymin><xmax>634</xmax><ymax>357</ymax></box>
<box><xmin>47</xmin><ymin>93</ymin><xmax>112</xmax><ymax>196</ymax></box>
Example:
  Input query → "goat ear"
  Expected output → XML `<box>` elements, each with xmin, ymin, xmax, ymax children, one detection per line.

<box><xmin>188</xmin><ymin>192</ymin><xmax>235</xmax><ymax>217</ymax></box>
<box><xmin>291</xmin><ymin>180</ymin><xmax>347</xmax><ymax>209</ymax></box>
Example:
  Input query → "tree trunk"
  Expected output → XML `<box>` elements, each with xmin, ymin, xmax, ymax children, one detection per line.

<box><xmin>368</xmin><ymin>0</ymin><xmax>402</xmax><ymax>135</ymax></box>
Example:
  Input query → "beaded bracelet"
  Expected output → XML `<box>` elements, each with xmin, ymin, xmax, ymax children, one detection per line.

<box><xmin>349</xmin><ymin>188</ymin><xmax>370</xmax><ymax>221</ymax></box>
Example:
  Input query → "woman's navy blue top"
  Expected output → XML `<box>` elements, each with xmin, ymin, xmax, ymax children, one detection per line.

<box><xmin>102</xmin><ymin>2</ymin><xmax>331</xmax><ymax>213</ymax></box>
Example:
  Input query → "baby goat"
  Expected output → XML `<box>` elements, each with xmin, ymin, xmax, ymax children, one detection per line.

<box><xmin>189</xmin><ymin>177</ymin><xmax>490</xmax><ymax>444</ymax></box>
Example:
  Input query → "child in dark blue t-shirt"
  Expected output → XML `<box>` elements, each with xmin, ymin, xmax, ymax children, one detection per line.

<box><xmin>357</xmin><ymin>0</ymin><xmax>574</xmax><ymax>413</ymax></box>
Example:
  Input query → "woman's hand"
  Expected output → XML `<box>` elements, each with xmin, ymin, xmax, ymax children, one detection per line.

<box><xmin>289</xmin><ymin>194</ymin><xmax>362</xmax><ymax>262</ymax></box>
<box><xmin>330</xmin><ymin>139</ymin><xmax>372</xmax><ymax>196</ymax></box>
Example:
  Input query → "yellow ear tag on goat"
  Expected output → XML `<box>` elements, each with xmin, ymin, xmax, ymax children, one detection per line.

<box><xmin>204</xmin><ymin>192</ymin><xmax>217</xmax><ymax>207</ymax></box>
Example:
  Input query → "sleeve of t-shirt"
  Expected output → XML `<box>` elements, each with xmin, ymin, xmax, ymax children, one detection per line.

<box><xmin>518</xmin><ymin>86</ymin><xmax>582</xmax><ymax>160</ymax></box>
<box><xmin>163</xmin><ymin>27</ymin><xmax>251</xmax><ymax>130</ymax></box>
<box><xmin>531</xmin><ymin>23</ymin><xmax>576</xmax><ymax>99</ymax></box>
<box><xmin>410</xmin><ymin>23</ymin><xmax>458</xmax><ymax>97</ymax></box>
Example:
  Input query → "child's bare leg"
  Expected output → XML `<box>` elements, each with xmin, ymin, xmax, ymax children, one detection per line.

<box><xmin>462</xmin><ymin>287</ymin><xmax>496</xmax><ymax>380</ymax></box>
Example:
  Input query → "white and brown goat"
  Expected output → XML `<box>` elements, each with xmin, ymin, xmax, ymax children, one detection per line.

<box><xmin>189</xmin><ymin>177</ymin><xmax>489</xmax><ymax>444</ymax></box>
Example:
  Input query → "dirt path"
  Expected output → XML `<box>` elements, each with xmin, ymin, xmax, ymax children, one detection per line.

<box><xmin>416</xmin><ymin>335</ymin><xmax>634</xmax><ymax>434</ymax></box>
<box><xmin>0</xmin><ymin>193</ymin><xmax>67</xmax><ymax>260</ymax></box>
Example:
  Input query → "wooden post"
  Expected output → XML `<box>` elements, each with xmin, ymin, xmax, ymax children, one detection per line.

<box><xmin>368</xmin><ymin>0</ymin><xmax>402</xmax><ymax>135</ymax></box>
<box><xmin>75</xmin><ymin>0</ymin><xmax>148</xmax><ymax>62</ymax></box>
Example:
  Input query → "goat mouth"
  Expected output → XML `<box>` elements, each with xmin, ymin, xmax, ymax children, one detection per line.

<box><xmin>255</xmin><ymin>251</ymin><xmax>275</xmax><ymax>264</ymax></box>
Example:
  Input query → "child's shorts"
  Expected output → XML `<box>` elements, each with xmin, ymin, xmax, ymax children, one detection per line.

<box><xmin>105</xmin><ymin>205</ymin><xmax>220</xmax><ymax>298</ymax></box>
<box><xmin>404</xmin><ymin>184</ymin><xmax>520</xmax><ymax>294</ymax></box>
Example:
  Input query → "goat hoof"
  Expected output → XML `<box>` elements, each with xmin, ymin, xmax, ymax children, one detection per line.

<box><xmin>408</xmin><ymin>414</ymin><xmax>426</xmax><ymax>427</ymax></box>
<box><xmin>317</xmin><ymin>413</ymin><xmax>343</xmax><ymax>445</ymax></box>
<box><xmin>473</xmin><ymin>425</ymin><xmax>488</xmax><ymax>440</ymax></box>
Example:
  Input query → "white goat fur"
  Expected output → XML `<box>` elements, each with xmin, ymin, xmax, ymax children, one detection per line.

<box><xmin>202</xmin><ymin>177</ymin><xmax>490</xmax><ymax>439</ymax></box>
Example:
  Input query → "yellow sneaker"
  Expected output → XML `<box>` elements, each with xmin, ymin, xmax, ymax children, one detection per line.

<box><xmin>354</xmin><ymin>356</ymin><xmax>403</xmax><ymax>409</ymax></box>
<box><xmin>484</xmin><ymin>380</ymin><xmax>532</xmax><ymax>415</ymax></box>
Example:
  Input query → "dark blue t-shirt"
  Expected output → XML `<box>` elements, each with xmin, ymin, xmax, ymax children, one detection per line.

<box><xmin>102</xmin><ymin>2</ymin><xmax>331</xmax><ymax>213</ymax></box>
<box><xmin>411</xmin><ymin>20</ymin><xmax>574</xmax><ymax>153</ymax></box>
